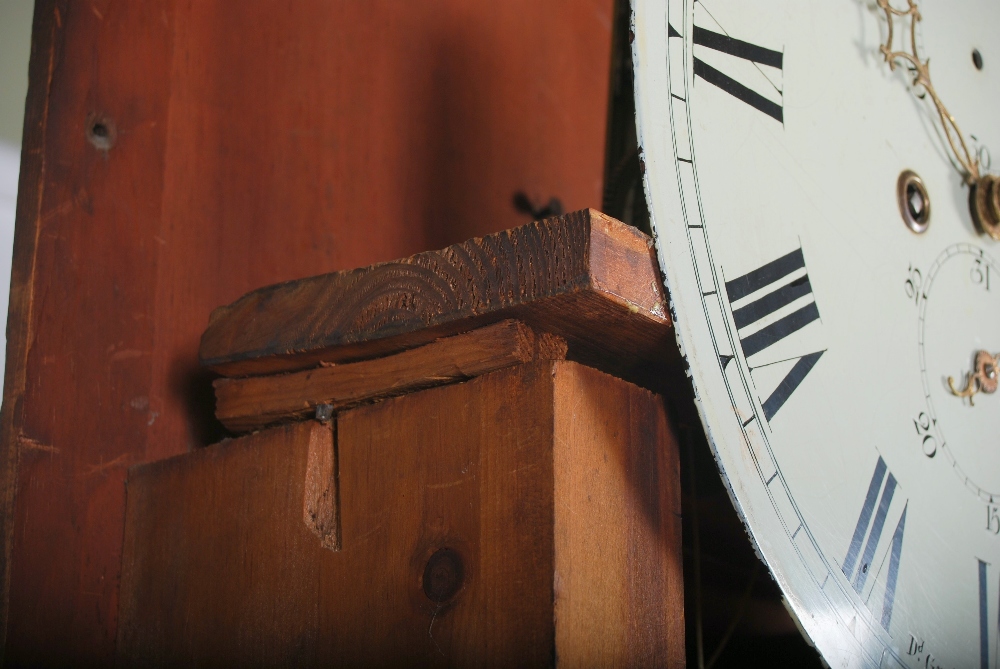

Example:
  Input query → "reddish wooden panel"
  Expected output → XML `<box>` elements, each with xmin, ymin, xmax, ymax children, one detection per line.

<box><xmin>3</xmin><ymin>1</ymin><xmax>176</xmax><ymax>664</ymax></box>
<box><xmin>2</xmin><ymin>0</ymin><xmax>614</xmax><ymax>663</ymax></box>
<box><xmin>150</xmin><ymin>0</ymin><xmax>616</xmax><ymax>459</ymax></box>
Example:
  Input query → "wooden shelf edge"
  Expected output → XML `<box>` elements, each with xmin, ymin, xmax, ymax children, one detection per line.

<box><xmin>199</xmin><ymin>209</ymin><xmax>675</xmax><ymax>381</ymax></box>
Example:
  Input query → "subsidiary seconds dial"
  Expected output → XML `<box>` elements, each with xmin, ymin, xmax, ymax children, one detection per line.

<box><xmin>915</xmin><ymin>244</ymin><xmax>1000</xmax><ymax>503</ymax></box>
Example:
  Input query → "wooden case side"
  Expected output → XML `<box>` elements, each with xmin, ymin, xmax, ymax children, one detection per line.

<box><xmin>552</xmin><ymin>361</ymin><xmax>685</xmax><ymax>668</ymax></box>
<box><xmin>2</xmin><ymin>2</ymin><xmax>177</xmax><ymax>662</ymax></box>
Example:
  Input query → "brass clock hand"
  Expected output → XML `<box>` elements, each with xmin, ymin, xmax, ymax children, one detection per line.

<box><xmin>877</xmin><ymin>0</ymin><xmax>1000</xmax><ymax>239</ymax></box>
<box><xmin>947</xmin><ymin>349</ymin><xmax>1000</xmax><ymax>405</ymax></box>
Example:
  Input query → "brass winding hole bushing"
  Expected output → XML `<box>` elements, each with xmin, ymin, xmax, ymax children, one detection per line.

<box><xmin>970</xmin><ymin>174</ymin><xmax>1000</xmax><ymax>241</ymax></box>
<box><xmin>897</xmin><ymin>170</ymin><xmax>931</xmax><ymax>234</ymax></box>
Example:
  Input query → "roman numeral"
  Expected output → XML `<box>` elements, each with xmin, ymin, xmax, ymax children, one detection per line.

<box><xmin>880</xmin><ymin>506</ymin><xmax>906</xmax><ymax>629</ymax></box>
<box><xmin>842</xmin><ymin>457</ymin><xmax>907</xmax><ymax>630</ymax></box>
<box><xmin>980</xmin><ymin>559</ymin><xmax>990</xmax><ymax>669</ymax></box>
<box><xmin>725</xmin><ymin>248</ymin><xmax>823</xmax><ymax>420</ymax></box>
<box><xmin>669</xmin><ymin>22</ymin><xmax>783</xmax><ymax>122</ymax></box>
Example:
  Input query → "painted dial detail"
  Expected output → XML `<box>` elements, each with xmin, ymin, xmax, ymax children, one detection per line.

<box><xmin>918</xmin><ymin>244</ymin><xmax>1000</xmax><ymax>503</ymax></box>
<box><xmin>632</xmin><ymin>0</ymin><xmax>1000</xmax><ymax>666</ymax></box>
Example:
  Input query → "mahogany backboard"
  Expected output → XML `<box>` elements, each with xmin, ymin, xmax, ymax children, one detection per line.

<box><xmin>0</xmin><ymin>1</ymin><xmax>614</xmax><ymax>662</ymax></box>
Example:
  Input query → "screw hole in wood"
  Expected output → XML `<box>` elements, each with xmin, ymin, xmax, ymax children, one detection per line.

<box><xmin>86</xmin><ymin>115</ymin><xmax>116</xmax><ymax>151</ymax></box>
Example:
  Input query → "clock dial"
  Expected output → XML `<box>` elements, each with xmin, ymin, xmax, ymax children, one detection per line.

<box><xmin>632</xmin><ymin>0</ymin><xmax>1000</xmax><ymax>666</ymax></box>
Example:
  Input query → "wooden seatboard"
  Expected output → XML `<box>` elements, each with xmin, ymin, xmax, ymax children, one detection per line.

<box><xmin>214</xmin><ymin>319</ymin><xmax>567</xmax><ymax>432</ymax></box>
<box><xmin>199</xmin><ymin>209</ymin><xmax>675</xmax><ymax>387</ymax></box>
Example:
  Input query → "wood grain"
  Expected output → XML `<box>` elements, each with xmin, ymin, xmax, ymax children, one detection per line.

<box><xmin>0</xmin><ymin>1</ymin><xmax>61</xmax><ymax>653</ymax></box>
<box><xmin>325</xmin><ymin>362</ymin><xmax>560</xmax><ymax>666</ymax></box>
<box><xmin>2</xmin><ymin>1</ymin><xmax>615</xmax><ymax>662</ymax></box>
<box><xmin>117</xmin><ymin>361</ymin><xmax>684</xmax><ymax>666</ymax></box>
<box><xmin>120</xmin><ymin>364</ymin><xmax>558</xmax><ymax>666</ymax></box>
<box><xmin>214</xmin><ymin>319</ymin><xmax>565</xmax><ymax>433</ymax></box>
<box><xmin>2</xmin><ymin>2</ymin><xmax>175</xmax><ymax>664</ymax></box>
<box><xmin>552</xmin><ymin>361</ymin><xmax>685</xmax><ymax>667</ymax></box>
<box><xmin>200</xmin><ymin>209</ymin><xmax>675</xmax><ymax>388</ymax></box>
<box><xmin>118</xmin><ymin>421</ymin><xmax>336</xmax><ymax>666</ymax></box>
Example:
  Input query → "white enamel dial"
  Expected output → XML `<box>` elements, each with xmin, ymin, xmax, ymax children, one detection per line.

<box><xmin>632</xmin><ymin>0</ymin><xmax>1000</xmax><ymax>666</ymax></box>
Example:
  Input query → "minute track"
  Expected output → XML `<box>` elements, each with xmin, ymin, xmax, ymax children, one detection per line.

<box><xmin>670</xmin><ymin>22</ymin><xmax>784</xmax><ymax>122</ymax></box>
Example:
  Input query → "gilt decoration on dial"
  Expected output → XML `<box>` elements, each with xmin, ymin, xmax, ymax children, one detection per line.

<box><xmin>874</xmin><ymin>0</ymin><xmax>1000</xmax><ymax>239</ymax></box>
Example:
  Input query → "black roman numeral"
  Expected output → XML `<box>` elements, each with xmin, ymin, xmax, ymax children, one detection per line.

<box><xmin>978</xmin><ymin>559</ymin><xmax>998</xmax><ymax>669</ymax></box>
<box><xmin>842</xmin><ymin>457</ymin><xmax>907</xmax><ymax>630</ymax></box>
<box><xmin>980</xmin><ymin>559</ymin><xmax>989</xmax><ymax>669</ymax></box>
<box><xmin>725</xmin><ymin>249</ymin><xmax>822</xmax><ymax>420</ymax></box>
<box><xmin>669</xmin><ymin>23</ymin><xmax>783</xmax><ymax>122</ymax></box>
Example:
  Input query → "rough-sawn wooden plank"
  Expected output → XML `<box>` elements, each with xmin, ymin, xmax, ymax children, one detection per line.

<box><xmin>199</xmin><ymin>209</ymin><xmax>675</xmax><ymax>386</ymax></box>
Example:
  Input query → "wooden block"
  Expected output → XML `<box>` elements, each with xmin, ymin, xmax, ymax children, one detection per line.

<box><xmin>552</xmin><ymin>362</ymin><xmax>685</xmax><ymax>667</ymax></box>
<box><xmin>117</xmin><ymin>421</ymin><xmax>338</xmax><ymax>666</ymax></box>
<box><xmin>213</xmin><ymin>319</ymin><xmax>566</xmax><ymax>433</ymax></box>
<box><xmin>117</xmin><ymin>361</ymin><xmax>683</xmax><ymax>666</ymax></box>
<box><xmin>198</xmin><ymin>209</ymin><xmax>674</xmax><ymax>388</ymax></box>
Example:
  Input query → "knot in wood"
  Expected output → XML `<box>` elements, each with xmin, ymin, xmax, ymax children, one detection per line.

<box><xmin>422</xmin><ymin>547</ymin><xmax>464</xmax><ymax>603</ymax></box>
